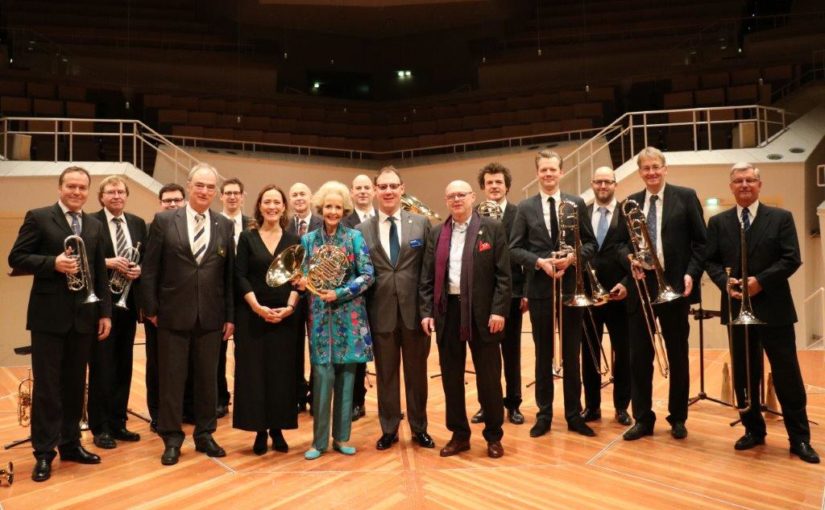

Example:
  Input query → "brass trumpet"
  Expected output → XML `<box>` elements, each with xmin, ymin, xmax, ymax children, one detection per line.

<box><xmin>111</xmin><ymin>242</ymin><xmax>141</xmax><ymax>310</ymax></box>
<box><xmin>64</xmin><ymin>235</ymin><xmax>100</xmax><ymax>304</ymax></box>
<box><xmin>17</xmin><ymin>369</ymin><xmax>32</xmax><ymax>427</ymax></box>
<box><xmin>266</xmin><ymin>244</ymin><xmax>350</xmax><ymax>296</ymax></box>
<box><xmin>477</xmin><ymin>200</ymin><xmax>503</xmax><ymax>220</ymax></box>
<box><xmin>401</xmin><ymin>194</ymin><xmax>441</xmax><ymax>222</ymax></box>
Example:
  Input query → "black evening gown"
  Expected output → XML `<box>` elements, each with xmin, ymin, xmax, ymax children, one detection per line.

<box><xmin>233</xmin><ymin>228</ymin><xmax>300</xmax><ymax>431</ymax></box>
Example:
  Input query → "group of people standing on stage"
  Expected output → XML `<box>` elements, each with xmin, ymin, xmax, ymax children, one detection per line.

<box><xmin>8</xmin><ymin>146</ymin><xmax>820</xmax><ymax>482</ymax></box>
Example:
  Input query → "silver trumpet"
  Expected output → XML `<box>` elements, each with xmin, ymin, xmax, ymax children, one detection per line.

<box><xmin>111</xmin><ymin>242</ymin><xmax>141</xmax><ymax>310</ymax></box>
<box><xmin>266</xmin><ymin>244</ymin><xmax>350</xmax><ymax>296</ymax></box>
<box><xmin>64</xmin><ymin>235</ymin><xmax>100</xmax><ymax>304</ymax></box>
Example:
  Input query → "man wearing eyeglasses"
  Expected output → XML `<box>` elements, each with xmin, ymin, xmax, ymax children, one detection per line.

<box><xmin>580</xmin><ymin>167</ymin><xmax>632</xmax><ymax>427</ymax></box>
<box><xmin>420</xmin><ymin>180</ymin><xmax>511</xmax><ymax>459</ymax></box>
<box><xmin>144</xmin><ymin>183</ymin><xmax>186</xmax><ymax>432</ymax></box>
<box><xmin>357</xmin><ymin>167</ymin><xmax>434</xmax><ymax>451</ymax></box>
<box><xmin>704</xmin><ymin>162</ymin><xmax>818</xmax><ymax>463</ymax></box>
<box><xmin>88</xmin><ymin>176</ymin><xmax>147</xmax><ymax>450</ymax></box>
<box><xmin>510</xmin><ymin>150</ymin><xmax>598</xmax><ymax>439</ymax></box>
<box><xmin>623</xmin><ymin>146</ymin><xmax>706</xmax><ymax>442</ymax></box>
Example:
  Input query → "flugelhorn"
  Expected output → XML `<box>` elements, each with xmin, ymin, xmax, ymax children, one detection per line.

<box><xmin>477</xmin><ymin>200</ymin><xmax>503</xmax><ymax>220</ymax></box>
<box><xmin>266</xmin><ymin>244</ymin><xmax>350</xmax><ymax>296</ymax></box>
<box><xmin>64</xmin><ymin>235</ymin><xmax>100</xmax><ymax>304</ymax></box>
<box><xmin>111</xmin><ymin>242</ymin><xmax>141</xmax><ymax>310</ymax></box>
<box><xmin>17</xmin><ymin>369</ymin><xmax>32</xmax><ymax>427</ymax></box>
<box><xmin>401</xmin><ymin>194</ymin><xmax>441</xmax><ymax>222</ymax></box>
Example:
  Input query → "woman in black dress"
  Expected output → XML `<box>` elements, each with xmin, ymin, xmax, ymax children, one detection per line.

<box><xmin>233</xmin><ymin>184</ymin><xmax>301</xmax><ymax>454</ymax></box>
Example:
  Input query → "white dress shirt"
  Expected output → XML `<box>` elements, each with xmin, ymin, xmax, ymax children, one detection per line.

<box><xmin>355</xmin><ymin>207</ymin><xmax>374</xmax><ymax>224</ymax></box>
<box><xmin>378</xmin><ymin>208</ymin><xmax>402</xmax><ymax>260</ymax></box>
<box><xmin>736</xmin><ymin>201</ymin><xmax>760</xmax><ymax>227</ymax></box>
<box><xmin>591</xmin><ymin>199</ymin><xmax>617</xmax><ymax>233</ymax></box>
<box><xmin>186</xmin><ymin>204</ymin><xmax>211</xmax><ymax>254</ymax></box>
<box><xmin>539</xmin><ymin>189</ymin><xmax>561</xmax><ymax>239</ymax></box>
<box><xmin>448</xmin><ymin>220</ymin><xmax>468</xmax><ymax>295</ymax></box>
<box><xmin>642</xmin><ymin>187</ymin><xmax>665</xmax><ymax>269</ymax></box>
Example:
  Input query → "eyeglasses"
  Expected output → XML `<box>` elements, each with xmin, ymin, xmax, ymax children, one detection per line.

<box><xmin>591</xmin><ymin>179</ymin><xmax>615</xmax><ymax>186</ymax></box>
<box><xmin>222</xmin><ymin>191</ymin><xmax>242</xmax><ymax>196</ymax></box>
<box><xmin>376</xmin><ymin>183</ymin><xmax>401</xmax><ymax>191</ymax></box>
<box><xmin>161</xmin><ymin>198</ymin><xmax>184</xmax><ymax>205</ymax></box>
<box><xmin>446</xmin><ymin>192</ymin><xmax>471</xmax><ymax>202</ymax></box>
<box><xmin>639</xmin><ymin>165</ymin><xmax>664</xmax><ymax>172</ymax></box>
<box><xmin>731</xmin><ymin>178</ymin><xmax>760</xmax><ymax>185</ymax></box>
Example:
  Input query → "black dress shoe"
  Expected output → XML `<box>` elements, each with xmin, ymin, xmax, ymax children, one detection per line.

<box><xmin>32</xmin><ymin>458</ymin><xmax>51</xmax><ymax>482</ymax></box>
<box><xmin>615</xmin><ymin>410</ymin><xmax>632</xmax><ymax>426</ymax></box>
<box><xmin>376</xmin><ymin>433</ymin><xmax>399</xmax><ymax>450</ymax></box>
<box><xmin>253</xmin><ymin>432</ymin><xmax>267</xmax><ymax>455</ymax></box>
<box><xmin>670</xmin><ymin>422</ymin><xmax>688</xmax><ymax>440</ymax></box>
<box><xmin>568</xmin><ymin>420</ymin><xmax>596</xmax><ymax>437</ymax></box>
<box><xmin>216</xmin><ymin>404</ymin><xmax>229</xmax><ymax>418</ymax></box>
<box><xmin>623</xmin><ymin>422</ymin><xmax>654</xmax><ymax>441</ymax></box>
<box><xmin>507</xmin><ymin>408</ymin><xmax>525</xmax><ymax>425</ymax></box>
<box><xmin>112</xmin><ymin>427</ymin><xmax>141</xmax><ymax>442</ymax></box>
<box><xmin>790</xmin><ymin>442</ymin><xmax>820</xmax><ymax>464</ymax></box>
<box><xmin>270</xmin><ymin>429</ymin><xmax>288</xmax><ymax>453</ymax></box>
<box><xmin>93</xmin><ymin>432</ymin><xmax>117</xmax><ymax>449</ymax></box>
<box><xmin>529</xmin><ymin>420</ymin><xmax>551</xmax><ymax>438</ymax></box>
<box><xmin>161</xmin><ymin>446</ymin><xmax>180</xmax><ymax>465</ymax></box>
<box><xmin>412</xmin><ymin>432</ymin><xmax>435</xmax><ymax>448</ymax></box>
<box><xmin>471</xmin><ymin>409</ymin><xmax>484</xmax><ymax>424</ymax></box>
<box><xmin>734</xmin><ymin>432</ymin><xmax>765</xmax><ymax>451</ymax></box>
<box><xmin>580</xmin><ymin>408</ymin><xmax>602</xmax><ymax>422</ymax></box>
<box><xmin>351</xmin><ymin>405</ymin><xmax>366</xmax><ymax>421</ymax></box>
<box><xmin>60</xmin><ymin>446</ymin><xmax>101</xmax><ymax>464</ymax></box>
<box><xmin>195</xmin><ymin>437</ymin><xmax>226</xmax><ymax>458</ymax></box>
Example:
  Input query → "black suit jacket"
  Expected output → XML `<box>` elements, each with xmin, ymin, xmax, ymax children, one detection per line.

<box><xmin>626</xmin><ymin>183</ymin><xmax>707</xmax><ymax>304</ymax></box>
<box><xmin>141</xmin><ymin>208</ymin><xmax>235</xmax><ymax>331</ymax></box>
<box><xmin>509</xmin><ymin>193</ymin><xmax>597</xmax><ymax>299</ymax></box>
<box><xmin>587</xmin><ymin>203</ymin><xmax>631</xmax><ymax>290</ymax></box>
<box><xmin>342</xmin><ymin>208</ymin><xmax>376</xmax><ymax>229</ymax></box>
<box><xmin>8</xmin><ymin>204</ymin><xmax>112</xmax><ymax>334</ymax></box>
<box><xmin>286</xmin><ymin>213</ymin><xmax>323</xmax><ymax>236</ymax></box>
<box><xmin>705</xmin><ymin>204</ymin><xmax>800</xmax><ymax>325</ymax></box>
<box><xmin>498</xmin><ymin>202</ymin><xmax>526</xmax><ymax>298</ymax></box>
<box><xmin>94</xmin><ymin>210</ymin><xmax>148</xmax><ymax>317</ymax></box>
<box><xmin>419</xmin><ymin>215</ymin><xmax>512</xmax><ymax>343</ymax></box>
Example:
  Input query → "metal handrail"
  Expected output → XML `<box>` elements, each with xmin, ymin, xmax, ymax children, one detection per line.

<box><xmin>520</xmin><ymin>104</ymin><xmax>788</xmax><ymax>198</ymax></box>
<box><xmin>0</xmin><ymin>117</ymin><xmax>200</xmax><ymax>184</ymax></box>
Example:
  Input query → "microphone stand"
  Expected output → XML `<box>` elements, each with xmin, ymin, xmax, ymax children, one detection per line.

<box><xmin>687</xmin><ymin>302</ymin><xmax>734</xmax><ymax>409</ymax></box>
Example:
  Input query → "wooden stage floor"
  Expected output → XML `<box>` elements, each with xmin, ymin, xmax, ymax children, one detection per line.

<box><xmin>0</xmin><ymin>330</ymin><xmax>823</xmax><ymax>509</ymax></box>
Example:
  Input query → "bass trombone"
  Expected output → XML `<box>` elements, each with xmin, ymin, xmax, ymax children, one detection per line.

<box><xmin>111</xmin><ymin>242</ymin><xmax>141</xmax><ymax>310</ymax></box>
<box><xmin>64</xmin><ymin>235</ymin><xmax>100</xmax><ymax>304</ymax></box>
<box><xmin>266</xmin><ymin>244</ymin><xmax>350</xmax><ymax>296</ymax></box>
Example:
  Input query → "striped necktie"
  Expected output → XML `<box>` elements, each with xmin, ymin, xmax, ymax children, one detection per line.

<box><xmin>69</xmin><ymin>212</ymin><xmax>81</xmax><ymax>236</ymax></box>
<box><xmin>113</xmin><ymin>217</ymin><xmax>128</xmax><ymax>256</ymax></box>
<box><xmin>192</xmin><ymin>213</ymin><xmax>207</xmax><ymax>264</ymax></box>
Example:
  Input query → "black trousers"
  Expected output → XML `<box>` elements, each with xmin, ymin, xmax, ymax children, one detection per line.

<box><xmin>581</xmin><ymin>300</ymin><xmax>631</xmax><ymax>412</ymax></box>
<box><xmin>501</xmin><ymin>297</ymin><xmax>523</xmax><ymax>410</ymax></box>
<box><xmin>158</xmin><ymin>324</ymin><xmax>221</xmax><ymax>448</ymax></box>
<box><xmin>217</xmin><ymin>340</ymin><xmax>231</xmax><ymax>407</ymax></box>
<box><xmin>731</xmin><ymin>324</ymin><xmax>810</xmax><ymax>443</ymax></box>
<box><xmin>294</xmin><ymin>299</ymin><xmax>311</xmax><ymax>405</ymax></box>
<box><xmin>31</xmin><ymin>329</ymin><xmax>94</xmax><ymax>461</ymax></box>
<box><xmin>144</xmin><ymin>320</ymin><xmax>159</xmax><ymax>422</ymax></box>
<box><xmin>88</xmin><ymin>306</ymin><xmax>137</xmax><ymax>435</ymax></box>
<box><xmin>628</xmin><ymin>293</ymin><xmax>690</xmax><ymax>426</ymax></box>
<box><xmin>438</xmin><ymin>296</ymin><xmax>503</xmax><ymax>442</ymax></box>
<box><xmin>528</xmin><ymin>297</ymin><xmax>584</xmax><ymax>424</ymax></box>
<box><xmin>353</xmin><ymin>362</ymin><xmax>367</xmax><ymax>408</ymax></box>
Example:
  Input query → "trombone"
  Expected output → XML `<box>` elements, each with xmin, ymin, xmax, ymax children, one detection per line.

<box><xmin>621</xmin><ymin>199</ymin><xmax>679</xmax><ymax>378</ymax></box>
<box><xmin>64</xmin><ymin>235</ymin><xmax>100</xmax><ymax>305</ymax></box>
<box><xmin>266</xmin><ymin>244</ymin><xmax>350</xmax><ymax>296</ymax></box>
<box><xmin>581</xmin><ymin>262</ymin><xmax>612</xmax><ymax>377</ymax></box>
<box><xmin>725</xmin><ymin>220</ymin><xmax>764</xmax><ymax>413</ymax></box>
<box><xmin>111</xmin><ymin>242</ymin><xmax>141</xmax><ymax>310</ymax></box>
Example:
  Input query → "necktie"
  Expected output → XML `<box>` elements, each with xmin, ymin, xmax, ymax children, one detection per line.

<box><xmin>298</xmin><ymin>219</ymin><xmax>307</xmax><ymax>236</ymax></box>
<box><xmin>388</xmin><ymin>216</ymin><xmax>400</xmax><ymax>266</ymax></box>
<box><xmin>113</xmin><ymin>217</ymin><xmax>128</xmax><ymax>257</ymax></box>
<box><xmin>69</xmin><ymin>212</ymin><xmax>81</xmax><ymax>236</ymax></box>
<box><xmin>192</xmin><ymin>213</ymin><xmax>206</xmax><ymax>264</ymax></box>
<box><xmin>549</xmin><ymin>197</ymin><xmax>560</xmax><ymax>249</ymax></box>
<box><xmin>596</xmin><ymin>206</ymin><xmax>609</xmax><ymax>249</ymax></box>
<box><xmin>741</xmin><ymin>207</ymin><xmax>750</xmax><ymax>231</ymax></box>
<box><xmin>647</xmin><ymin>195</ymin><xmax>658</xmax><ymax>252</ymax></box>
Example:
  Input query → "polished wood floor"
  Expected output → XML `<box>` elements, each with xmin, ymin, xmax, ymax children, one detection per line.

<box><xmin>0</xmin><ymin>329</ymin><xmax>823</xmax><ymax>509</ymax></box>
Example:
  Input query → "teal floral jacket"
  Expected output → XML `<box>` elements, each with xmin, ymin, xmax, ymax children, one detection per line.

<box><xmin>301</xmin><ymin>224</ymin><xmax>374</xmax><ymax>365</ymax></box>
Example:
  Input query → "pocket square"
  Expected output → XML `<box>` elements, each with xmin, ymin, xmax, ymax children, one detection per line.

<box><xmin>478</xmin><ymin>241</ymin><xmax>492</xmax><ymax>252</ymax></box>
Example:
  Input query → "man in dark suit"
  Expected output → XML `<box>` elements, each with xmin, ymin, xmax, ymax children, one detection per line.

<box><xmin>509</xmin><ymin>149</ymin><xmax>598</xmax><ymax>438</ymax></box>
<box><xmin>143</xmin><ymin>183</ymin><xmax>186</xmax><ymax>432</ymax></box>
<box><xmin>88</xmin><ymin>175</ymin><xmax>147</xmax><ymax>450</ymax></box>
<box><xmin>8</xmin><ymin>166</ymin><xmax>112</xmax><ymax>482</ymax></box>
<box><xmin>344</xmin><ymin>174</ymin><xmax>376</xmax><ymax>421</ymax></box>
<box><xmin>471</xmin><ymin>162</ymin><xmax>526</xmax><ymax>425</ymax></box>
<box><xmin>358</xmin><ymin>167</ymin><xmax>433</xmax><ymax>450</ymax></box>
<box><xmin>580</xmin><ymin>167</ymin><xmax>632</xmax><ymax>426</ymax></box>
<box><xmin>287</xmin><ymin>182</ymin><xmax>323</xmax><ymax>412</ymax></box>
<box><xmin>420</xmin><ymin>180</ymin><xmax>511</xmax><ymax>459</ymax></box>
<box><xmin>623</xmin><ymin>146</ymin><xmax>707</xmax><ymax>441</ymax></box>
<box><xmin>141</xmin><ymin>163</ymin><xmax>235</xmax><ymax>466</ymax></box>
<box><xmin>705</xmin><ymin>162</ymin><xmax>819</xmax><ymax>463</ymax></box>
<box><xmin>216</xmin><ymin>177</ymin><xmax>252</xmax><ymax>418</ymax></box>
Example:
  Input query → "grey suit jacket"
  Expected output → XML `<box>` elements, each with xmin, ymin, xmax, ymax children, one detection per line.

<box><xmin>358</xmin><ymin>210</ymin><xmax>431</xmax><ymax>333</ymax></box>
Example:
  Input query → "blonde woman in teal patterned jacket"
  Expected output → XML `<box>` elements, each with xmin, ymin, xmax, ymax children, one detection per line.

<box><xmin>298</xmin><ymin>180</ymin><xmax>374</xmax><ymax>460</ymax></box>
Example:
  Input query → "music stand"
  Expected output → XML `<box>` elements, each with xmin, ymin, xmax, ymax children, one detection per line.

<box><xmin>4</xmin><ymin>346</ymin><xmax>32</xmax><ymax>450</ymax></box>
<box><xmin>687</xmin><ymin>303</ymin><xmax>734</xmax><ymax>409</ymax></box>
